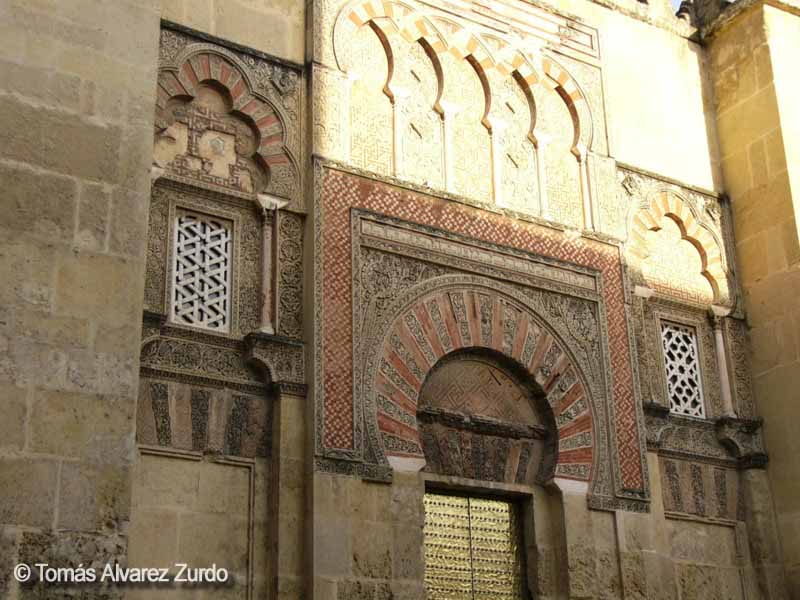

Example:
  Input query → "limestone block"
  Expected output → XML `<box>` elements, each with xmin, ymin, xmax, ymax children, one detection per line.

<box><xmin>566</xmin><ymin>543</ymin><xmax>597</xmax><ymax>598</ymax></box>
<box><xmin>381</xmin><ymin>581</ymin><xmax>426</xmax><ymax>600</ymax></box>
<box><xmin>17</xmin><ymin>309</ymin><xmax>91</xmax><ymax>349</ymax></box>
<box><xmin>0</xmin><ymin>94</ymin><xmax>42</xmax><ymax>165</ymax></box>
<box><xmin>392</xmin><ymin>521</ymin><xmax>424</xmax><ymax>580</ymax></box>
<box><xmin>126</xmin><ymin>507</ymin><xmax>179</xmax><ymax>568</ymax></box>
<box><xmin>0</xmin><ymin>57</ymin><xmax>81</xmax><ymax>110</ymax></box>
<box><xmin>314</xmin><ymin>472</ymin><xmax>353</xmax><ymax>518</ymax></box>
<box><xmin>352</xmin><ymin>520</ymin><xmax>392</xmax><ymax>579</ymax></box>
<box><xmin>741</xmin><ymin>470</ymin><xmax>783</xmax><ymax>564</ymax></box>
<box><xmin>30</xmin><ymin>390</ymin><xmax>133</xmax><ymax>461</ymax></box>
<box><xmin>94</xmin><ymin>322</ymin><xmax>142</xmax><ymax>356</ymax></box>
<box><xmin>277</xmin><ymin>575</ymin><xmax>306</xmax><ymax>600</ymax></box>
<box><xmin>40</xmin><ymin>108</ymin><xmax>123</xmax><ymax>182</ymax></box>
<box><xmin>668</xmin><ymin>519</ymin><xmax>737</xmax><ymax>565</ymax></box>
<box><xmin>337</xmin><ymin>579</ymin><xmax>375</xmax><ymax>600</ymax></box>
<box><xmin>0</xmin><ymin>237</ymin><xmax>58</xmax><ymax>310</ymax></box>
<box><xmin>58</xmin><ymin>462</ymin><xmax>132</xmax><ymax>531</ymax></box>
<box><xmin>179</xmin><ymin>511</ymin><xmax>250</xmax><ymax>568</ymax></box>
<box><xmin>108</xmin><ymin>186</ymin><xmax>149</xmax><ymax>258</ymax></box>
<box><xmin>314</xmin><ymin>515</ymin><xmax>352</xmax><ymax>577</ymax></box>
<box><xmin>0</xmin><ymin>457</ymin><xmax>58</xmax><ymax>528</ymax></box>
<box><xmin>132</xmin><ymin>454</ymin><xmax>200</xmax><ymax>510</ymax></box>
<box><xmin>675</xmin><ymin>563</ymin><xmax>724</xmax><ymax>600</ymax></box>
<box><xmin>595</xmin><ymin>549</ymin><xmax>622</xmax><ymax>599</ymax></box>
<box><xmin>54</xmin><ymin>251</ymin><xmax>145</xmax><ymax>324</ymax></box>
<box><xmin>0</xmin><ymin>160</ymin><xmax>78</xmax><ymax>244</ymax></box>
<box><xmin>351</xmin><ymin>479</ymin><xmax>390</xmax><ymax>523</ymax></box>
<box><xmin>315</xmin><ymin>577</ymin><xmax>338</xmax><ymax>600</ymax></box>
<box><xmin>17</xmin><ymin>530</ymin><xmax>126</xmax><ymax>600</ymax></box>
<box><xmin>618</xmin><ymin>551</ymin><xmax>647</xmax><ymax>600</ymax></box>
<box><xmin>390</xmin><ymin>475</ymin><xmax>424</xmax><ymax>523</ymax></box>
<box><xmin>213</xmin><ymin>0</ymin><xmax>304</xmax><ymax>64</ymax></box>
<box><xmin>642</xmin><ymin>552</ymin><xmax>677</xmax><ymax>600</ymax></box>
<box><xmin>0</xmin><ymin>380</ymin><xmax>27</xmax><ymax>451</ymax></box>
<box><xmin>0</xmin><ymin>528</ymin><xmax>17</xmax><ymax>598</ymax></box>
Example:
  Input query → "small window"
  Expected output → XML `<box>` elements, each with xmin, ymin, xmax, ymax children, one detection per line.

<box><xmin>171</xmin><ymin>210</ymin><xmax>232</xmax><ymax>332</ymax></box>
<box><xmin>423</xmin><ymin>492</ymin><xmax>526</xmax><ymax>600</ymax></box>
<box><xmin>661</xmin><ymin>321</ymin><xmax>705</xmax><ymax>418</ymax></box>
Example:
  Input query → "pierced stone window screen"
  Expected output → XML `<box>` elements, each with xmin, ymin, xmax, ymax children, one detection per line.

<box><xmin>171</xmin><ymin>211</ymin><xmax>232</xmax><ymax>332</ymax></box>
<box><xmin>423</xmin><ymin>492</ymin><xmax>526</xmax><ymax>600</ymax></box>
<box><xmin>661</xmin><ymin>321</ymin><xmax>706</xmax><ymax>418</ymax></box>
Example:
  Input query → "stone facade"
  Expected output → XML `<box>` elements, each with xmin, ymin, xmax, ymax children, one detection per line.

<box><xmin>1</xmin><ymin>0</ymin><xmax>799</xmax><ymax>599</ymax></box>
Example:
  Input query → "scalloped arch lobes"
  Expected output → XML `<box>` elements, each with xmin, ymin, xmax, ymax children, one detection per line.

<box><xmin>335</xmin><ymin>0</ymin><xmax>591</xmax><ymax>149</ymax></box>
<box><xmin>629</xmin><ymin>192</ymin><xmax>729</xmax><ymax>304</ymax></box>
<box><xmin>375</xmin><ymin>287</ymin><xmax>594</xmax><ymax>481</ymax></box>
<box><xmin>156</xmin><ymin>51</ymin><xmax>291</xmax><ymax>188</ymax></box>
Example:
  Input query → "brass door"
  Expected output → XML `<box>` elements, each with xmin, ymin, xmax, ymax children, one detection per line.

<box><xmin>423</xmin><ymin>492</ymin><xmax>527</xmax><ymax>599</ymax></box>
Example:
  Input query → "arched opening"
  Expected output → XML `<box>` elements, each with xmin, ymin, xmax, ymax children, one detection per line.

<box><xmin>418</xmin><ymin>348</ymin><xmax>561</xmax><ymax>600</ymax></box>
<box><xmin>418</xmin><ymin>348</ymin><xmax>557</xmax><ymax>485</ymax></box>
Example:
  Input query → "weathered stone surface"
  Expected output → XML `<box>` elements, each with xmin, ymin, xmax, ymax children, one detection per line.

<box><xmin>0</xmin><ymin>458</ymin><xmax>58</xmax><ymax>528</ymax></box>
<box><xmin>0</xmin><ymin>380</ymin><xmax>27</xmax><ymax>451</ymax></box>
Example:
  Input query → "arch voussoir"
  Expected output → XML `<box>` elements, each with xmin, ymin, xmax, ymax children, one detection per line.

<box><xmin>370</xmin><ymin>282</ymin><xmax>596</xmax><ymax>482</ymax></box>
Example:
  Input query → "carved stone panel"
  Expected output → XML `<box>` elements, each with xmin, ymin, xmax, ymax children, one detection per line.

<box><xmin>145</xmin><ymin>180</ymin><xmax>263</xmax><ymax>338</ymax></box>
<box><xmin>157</xmin><ymin>26</ymin><xmax>303</xmax><ymax>209</ymax></box>
<box><xmin>137</xmin><ymin>377</ymin><xmax>272</xmax><ymax>458</ymax></box>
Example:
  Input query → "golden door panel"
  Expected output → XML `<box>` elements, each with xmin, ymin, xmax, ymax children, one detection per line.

<box><xmin>423</xmin><ymin>492</ymin><xmax>526</xmax><ymax>600</ymax></box>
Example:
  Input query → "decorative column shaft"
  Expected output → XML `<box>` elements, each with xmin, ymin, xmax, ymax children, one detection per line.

<box><xmin>489</xmin><ymin>116</ymin><xmax>507</xmax><ymax>207</ymax></box>
<box><xmin>710</xmin><ymin>305</ymin><xmax>736</xmax><ymax>417</ymax></box>
<box><xmin>535</xmin><ymin>133</ymin><xmax>551</xmax><ymax>219</ymax></box>
<box><xmin>441</xmin><ymin>101</ymin><xmax>459</xmax><ymax>194</ymax></box>
<box><xmin>577</xmin><ymin>145</ymin><xmax>595</xmax><ymax>231</ymax></box>
<box><xmin>257</xmin><ymin>194</ymin><xmax>290</xmax><ymax>335</ymax></box>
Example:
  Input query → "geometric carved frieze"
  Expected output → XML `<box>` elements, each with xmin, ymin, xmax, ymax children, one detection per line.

<box><xmin>644</xmin><ymin>402</ymin><xmax>767</xmax><ymax>470</ymax></box>
<box><xmin>358</xmin><ymin>214</ymin><xmax>601</xmax><ymax>295</ymax></box>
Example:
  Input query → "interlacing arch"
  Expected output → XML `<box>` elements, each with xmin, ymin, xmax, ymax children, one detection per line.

<box><xmin>628</xmin><ymin>191</ymin><xmax>730</xmax><ymax>304</ymax></box>
<box><xmin>156</xmin><ymin>48</ymin><xmax>293</xmax><ymax>182</ymax></box>
<box><xmin>333</xmin><ymin>0</ymin><xmax>593</xmax><ymax>151</ymax></box>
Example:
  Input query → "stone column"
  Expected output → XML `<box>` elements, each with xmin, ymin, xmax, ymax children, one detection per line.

<box><xmin>488</xmin><ymin>116</ymin><xmax>507</xmax><ymax>207</ymax></box>
<box><xmin>576</xmin><ymin>144</ymin><xmax>595</xmax><ymax>231</ymax></box>
<box><xmin>534</xmin><ymin>133</ymin><xmax>551</xmax><ymax>218</ymax></box>
<box><xmin>441</xmin><ymin>101</ymin><xmax>459</xmax><ymax>194</ymax></box>
<box><xmin>710</xmin><ymin>305</ymin><xmax>736</xmax><ymax>417</ymax></box>
<box><xmin>257</xmin><ymin>194</ymin><xmax>289</xmax><ymax>335</ymax></box>
<box><xmin>391</xmin><ymin>87</ymin><xmax>409</xmax><ymax>178</ymax></box>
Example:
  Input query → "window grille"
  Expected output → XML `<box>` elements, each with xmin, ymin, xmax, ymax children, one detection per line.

<box><xmin>661</xmin><ymin>321</ymin><xmax>705</xmax><ymax>418</ymax></box>
<box><xmin>423</xmin><ymin>492</ymin><xmax>526</xmax><ymax>600</ymax></box>
<box><xmin>171</xmin><ymin>211</ymin><xmax>231</xmax><ymax>332</ymax></box>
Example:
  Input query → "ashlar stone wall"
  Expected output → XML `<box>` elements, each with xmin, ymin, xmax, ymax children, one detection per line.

<box><xmin>0</xmin><ymin>1</ymin><xmax>161</xmax><ymax>598</ymax></box>
<box><xmin>707</xmin><ymin>2</ymin><xmax>800</xmax><ymax>595</ymax></box>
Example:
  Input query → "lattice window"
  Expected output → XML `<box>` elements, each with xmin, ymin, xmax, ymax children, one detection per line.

<box><xmin>661</xmin><ymin>321</ymin><xmax>705</xmax><ymax>418</ymax></box>
<box><xmin>171</xmin><ymin>211</ymin><xmax>232</xmax><ymax>332</ymax></box>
